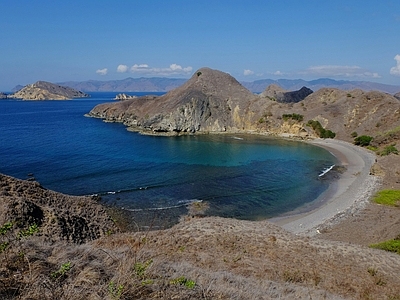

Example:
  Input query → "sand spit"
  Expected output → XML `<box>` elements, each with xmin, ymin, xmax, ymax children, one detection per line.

<box><xmin>270</xmin><ymin>139</ymin><xmax>380</xmax><ymax>235</ymax></box>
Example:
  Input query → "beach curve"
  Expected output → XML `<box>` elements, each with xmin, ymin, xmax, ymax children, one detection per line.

<box><xmin>270</xmin><ymin>138</ymin><xmax>380</xmax><ymax>235</ymax></box>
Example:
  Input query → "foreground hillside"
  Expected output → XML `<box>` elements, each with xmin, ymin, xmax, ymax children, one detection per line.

<box><xmin>1</xmin><ymin>174</ymin><xmax>400</xmax><ymax>299</ymax></box>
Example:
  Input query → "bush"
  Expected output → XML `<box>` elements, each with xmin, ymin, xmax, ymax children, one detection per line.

<box><xmin>380</xmin><ymin>145</ymin><xmax>399</xmax><ymax>156</ymax></box>
<box><xmin>351</xmin><ymin>131</ymin><xmax>358</xmax><ymax>138</ymax></box>
<box><xmin>354</xmin><ymin>135</ymin><xmax>373</xmax><ymax>147</ymax></box>
<box><xmin>306</xmin><ymin>120</ymin><xmax>336</xmax><ymax>139</ymax></box>
<box><xmin>282</xmin><ymin>113</ymin><xmax>304</xmax><ymax>122</ymax></box>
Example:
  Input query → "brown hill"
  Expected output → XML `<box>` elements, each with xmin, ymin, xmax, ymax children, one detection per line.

<box><xmin>1</xmin><ymin>173</ymin><xmax>400</xmax><ymax>299</ymax></box>
<box><xmin>260</xmin><ymin>84</ymin><xmax>313</xmax><ymax>103</ymax></box>
<box><xmin>89</xmin><ymin>67</ymin><xmax>258</xmax><ymax>134</ymax></box>
<box><xmin>9</xmin><ymin>81</ymin><xmax>89</xmax><ymax>100</ymax></box>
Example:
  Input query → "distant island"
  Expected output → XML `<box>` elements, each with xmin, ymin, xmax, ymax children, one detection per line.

<box><xmin>7</xmin><ymin>81</ymin><xmax>89</xmax><ymax>100</ymax></box>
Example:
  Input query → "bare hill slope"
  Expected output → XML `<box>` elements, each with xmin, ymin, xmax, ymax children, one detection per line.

<box><xmin>9</xmin><ymin>81</ymin><xmax>89</xmax><ymax>100</ymax></box>
<box><xmin>1</xmin><ymin>174</ymin><xmax>400</xmax><ymax>299</ymax></box>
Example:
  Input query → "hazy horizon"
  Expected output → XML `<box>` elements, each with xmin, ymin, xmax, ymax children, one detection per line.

<box><xmin>1</xmin><ymin>1</ymin><xmax>400</xmax><ymax>90</ymax></box>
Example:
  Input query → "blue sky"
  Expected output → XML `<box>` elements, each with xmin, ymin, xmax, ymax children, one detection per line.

<box><xmin>1</xmin><ymin>0</ymin><xmax>400</xmax><ymax>91</ymax></box>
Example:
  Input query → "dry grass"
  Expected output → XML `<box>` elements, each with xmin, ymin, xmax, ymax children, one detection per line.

<box><xmin>2</xmin><ymin>173</ymin><xmax>400</xmax><ymax>299</ymax></box>
<box><xmin>4</xmin><ymin>216</ymin><xmax>400</xmax><ymax>299</ymax></box>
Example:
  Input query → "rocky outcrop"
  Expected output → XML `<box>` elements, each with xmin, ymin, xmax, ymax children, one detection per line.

<box><xmin>394</xmin><ymin>92</ymin><xmax>400</xmax><ymax>100</ymax></box>
<box><xmin>89</xmin><ymin>67</ymin><xmax>260</xmax><ymax>134</ymax></box>
<box><xmin>114</xmin><ymin>93</ymin><xmax>137</xmax><ymax>100</ymax></box>
<box><xmin>8</xmin><ymin>81</ymin><xmax>89</xmax><ymax>100</ymax></box>
<box><xmin>260</xmin><ymin>85</ymin><xmax>313</xmax><ymax>103</ymax></box>
<box><xmin>0</xmin><ymin>173</ymin><xmax>118</xmax><ymax>244</ymax></box>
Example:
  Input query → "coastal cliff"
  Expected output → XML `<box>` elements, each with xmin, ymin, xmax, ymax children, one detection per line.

<box><xmin>8</xmin><ymin>81</ymin><xmax>89</xmax><ymax>100</ymax></box>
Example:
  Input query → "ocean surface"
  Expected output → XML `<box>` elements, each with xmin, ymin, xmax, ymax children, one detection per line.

<box><xmin>0</xmin><ymin>92</ymin><xmax>337</xmax><ymax>223</ymax></box>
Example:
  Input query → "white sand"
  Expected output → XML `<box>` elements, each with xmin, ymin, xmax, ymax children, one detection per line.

<box><xmin>270</xmin><ymin>139</ymin><xmax>380</xmax><ymax>236</ymax></box>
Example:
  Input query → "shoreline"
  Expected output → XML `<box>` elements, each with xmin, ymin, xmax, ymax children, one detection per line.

<box><xmin>269</xmin><ymin>138</ymin><xmax>380</xmax><ymax>235</ymax></box>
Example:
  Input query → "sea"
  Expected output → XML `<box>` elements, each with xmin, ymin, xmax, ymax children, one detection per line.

<box><xmin>0</xmin><ymin>92</ymin><xmax>337</xmax><ymax>226</ymax></box>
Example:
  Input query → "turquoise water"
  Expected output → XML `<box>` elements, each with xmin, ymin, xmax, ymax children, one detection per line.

<box><xmin>0</xmin><ymin>92</ymin><xmax>336</xmax><ymax>221</ymax></box>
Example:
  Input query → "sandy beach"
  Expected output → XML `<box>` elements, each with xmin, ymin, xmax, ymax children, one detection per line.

<box><xmin>270</xmin><ymin>138</ymin><xmax>380</xmax><ymax>235</ymax></box>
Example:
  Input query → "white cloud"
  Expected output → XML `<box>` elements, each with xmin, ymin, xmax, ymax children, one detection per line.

<box><xmin>273</xmin><ymin>70</ymin><xmax>284</xmax><ymax>76</ymax></box>
<box><xmin>96</xmin><ymin>68</ymin><xmax>108</xmax><ymax>75</ymax></box>
<box><xmin>129</xmin><ymin>63</ymin><xmax>193</xmax><ymax>76</ymax></box>
<box><xmin>390</xmin><ymin>54</ymin><xmax>400</xmax><ymax>76</ymax></box>
<box><xmin>117</xmin><ymin>64</ymin><xmax>128</xmax><ymax>73</ymax></box>
<box><xmin>243</xmin><ymin>69</ymin><xmax>254</xmax><ymax>76</ymax></box>
<box><xmin>304</xmin><ymin>65</ymin><xmax>380</xmax><ymax>78</ymax></box>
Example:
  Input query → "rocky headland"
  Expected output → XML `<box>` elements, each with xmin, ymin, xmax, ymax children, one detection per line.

<box><xmin>8</xmin><ymin>81</ymin><xmax>89</xmax><ymax>100</ymax></box>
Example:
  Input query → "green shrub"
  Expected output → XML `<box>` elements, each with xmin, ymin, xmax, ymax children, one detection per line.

<box><xmin>354</xmin><ymin>135</ymin><xmax>373</xmax><ymax>147</ymax></box>
<box><xmin>351</xmin><ymin>131</ymin><xmax>358</xmax><ymax>138</ymax></box>
<box><xmin>51</xmin><ymin>262</ymin><xmax>72</xmax><ymax>280</ymax></box>
<box><xmin>0</xmin><ymin>222</ymin><xmax>13</xmax><ymax>235</ymax></box>
<box><xmin>133</xmin><ymin>259</ymin><xmax>153</xmax><ymax>279</ymax></box>
<box><xmin>282</xmin><ymin>113</ymin><xmax>304</xmax><ymax>122</ymax></box>
<box><xmin>170</xmin><ymin>276</ymin><xmax>196</xmax><ymax>289</ymax></box>
<box><xmin>370</xmin><ymin>239</ymin><xmax>400</xmax><ymax>255</ymax></box>
<box><xmin>373</xmin><ymin>190</ymin><xmax>400</xmax><ymax>206</ymax></box>
<box><xmin>307</xmin><ymin>120</ymin><xmax>336</xmax><ymax>139</ymax></box>
<box><xmin>108</xmin><ymin>281</ymin><xmax>124</xmax><ymax>300</ymax></box>
<box><xmin>18</xmin><ymin>224</ymin><xmax>39</xmax><ymax>238</ymax></box>
<box><xmin>380</xmin><ymin>145</ymin><xmax>399</xmax><ymax>156</ymax></box>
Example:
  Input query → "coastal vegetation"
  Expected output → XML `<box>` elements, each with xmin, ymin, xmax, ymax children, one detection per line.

<box><xmin>373</xmin><ymin>189</ymin><xmax>400</xmax><ymax>206</ymax></box>
<box><xmin>282</xmin><ymin>113</ymin><xmax>304</xmax><ymax>122</ymax></box>
<box><xmin>370</xmin><ymin>238</ymin><xmax>400</xmax><ymax>255</ymax></box>
<box><xmin>306</xmin><ymin>120</ymin><xmax>336</xmax><ymax>138</ymax></box>
<box><xmin>368</xmin><ymin>189</ymin><xmax>400</xmax><ymax>256</ymax></box>
<box><xmin>354</xmin><ymin>135</ymin><xmax>373</xmax><ymax>147</ymax></box>
<box><xmin>379</xmin><ymin>144</ymin><xmax>399</xmax><ymax>156</ymax></box>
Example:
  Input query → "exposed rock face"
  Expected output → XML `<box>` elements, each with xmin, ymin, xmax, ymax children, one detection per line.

<box><xmin>394</xmin><ymin>92</ymin><xmax>400</xmax><ymax>100</ymax></box>
<box><xmin>0</xmin><ymin>173</ymin><xmax>118</xmax><ymax>244</ymax></box>
<box><xmin>89</xmin><ymin>67</ymin><xmax>259</xmax><ymax>134</ymax></box>
<box><xmin>259</xmin><ymin>84</ymin><xmax>286</xmax><ymax>100</ymax></box>
<box><xmin>260</xmin><ymin>85</ymin><xmax>313</xmax><ymax>103</ymax></box>
<box><xmin>8</xmin><ymin>81</ymin><xmax>89</xmax><ymax>100</ymax></box>
<box><xmin>114</xmin><ymin>93</ymin><xmax>137</xmax><ymax>100</ymax></box>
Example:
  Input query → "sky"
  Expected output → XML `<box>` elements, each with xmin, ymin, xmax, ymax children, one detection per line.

<box><xmin>1</xmin><ymin>0</ymin><xmax>400</xmax><ymax>91</ymax></box>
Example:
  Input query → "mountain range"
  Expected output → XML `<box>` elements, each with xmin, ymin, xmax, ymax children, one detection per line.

<box><xmin>56</xmin><ymin>77</ymin><xmax>400</xmax><ymax>94</ymax></box>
